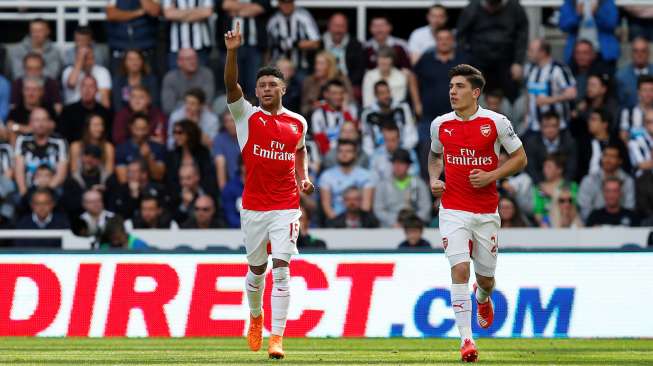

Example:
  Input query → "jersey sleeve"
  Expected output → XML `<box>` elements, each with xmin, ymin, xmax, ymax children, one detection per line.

<box><xmin>297</xmin><ymin>115</ymin><xmax>308</xmax><ymax>149</ymax></box>
<box><xmin>429</xmin><ymin>117</ymin><xmax>443</xmax><ymax>153</ymax></box>
<box><xmin>496</xmin><ymin>116</ymin><xmax>523</xmax><ymax>154</ymax></box>
<box><xmin>227</xmin><ymin>96</ymin><xmax>256</xmax><ymax>150</ymax></box>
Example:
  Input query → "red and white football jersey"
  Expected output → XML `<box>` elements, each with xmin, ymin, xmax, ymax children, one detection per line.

<box><xmin>228</xmin><ymin>97</ymin><xmax>307</xmax><ymax>211</ymax></box>
<box><xmin>430</xmin><ymin>106</ymin><xmax>522</xmax><ymax>214</ymax></box>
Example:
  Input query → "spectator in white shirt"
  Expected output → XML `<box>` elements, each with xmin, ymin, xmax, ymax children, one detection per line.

<box><xmin>408</xmin><ymin>4</ymin><xmax>448</xmax><ymax>65</ymax></box>
<box><xmin>62</xmin><ymin>46</ymin><xmax>112</xmax><ymax>108</ymax></box>
<box><xmin>362</xmin><ymin>47</ymin><xmax>407</xmax><ymax>108</ymax></box>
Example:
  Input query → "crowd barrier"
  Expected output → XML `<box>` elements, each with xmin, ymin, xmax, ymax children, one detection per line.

<box><xmin>1</xmin><ymin>252</ymin><xmax>650</xmax><ymax>337</ymax></box>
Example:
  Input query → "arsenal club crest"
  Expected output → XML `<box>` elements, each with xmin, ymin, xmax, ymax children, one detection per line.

<box><xmin>480</xmin><ymin>124</ymin><xmax>491</xmax><ymax>137</ymax></box>
<box><xmin>289</xmin><ymin>123</ymin><xmax>298</xmax><ymax>134</ymax></box>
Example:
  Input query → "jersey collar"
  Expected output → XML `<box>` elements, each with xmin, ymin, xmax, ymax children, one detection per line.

<box><xmin>259</xmin><ymin>106</ymin><xmax>288</xmax><ymax>116</ymax></box>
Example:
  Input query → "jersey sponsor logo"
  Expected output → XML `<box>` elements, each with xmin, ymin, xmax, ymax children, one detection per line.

<box><xmin>252</xmin><ymin>140</ymin><xmax>295</xmax><ymax>161</ymax></box>
<box><xmin>480</xmin><ymin>124</ymin><xmax>491</xmax><ymax>137</ymax></box>
<box><xmin>445</xmin><ymin>148</ymin><xmax>493</xmax><ymax>166</ymax></box>
<box><xmin>444</xmin><ymin>128</ymin><xmax>454</xmax><ymax>136</ymax></box>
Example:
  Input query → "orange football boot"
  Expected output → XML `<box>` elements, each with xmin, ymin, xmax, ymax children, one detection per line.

<box><xmin>247</xmin><ymin>313</ymin><xmax>263</xmax><ymax>352</ymax></box>
<box><xmin>473</xmin><ymin>283</ymin><xmax>494</xmax><ymax>329</ymax></box>
<box><xmin>268</xmin><ymin>334</ymin><xmax>285</xmax><ymax>359</ymax></box>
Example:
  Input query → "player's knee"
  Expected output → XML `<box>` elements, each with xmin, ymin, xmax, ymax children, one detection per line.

<box><xmin>249</xmin><ymin>263</ymin><xmax>267</xmax><ymax>275</ymax></box>
<box><xmin>272</xmin><ymin>266</ymin><xmax>290</xmax><ymax>292</ymax></box>
<box><xmin>476</xmin><ymin>275</ymin><xmax>495</xmax><ymax>291</ymax></box>
<box><xmin>451</xmin><ymin>262</ymin><xmax>470</xmax><ymax>283</ymax></box>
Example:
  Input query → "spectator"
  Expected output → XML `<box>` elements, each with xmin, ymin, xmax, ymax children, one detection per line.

<box><xmin>568</xmin><ymin>40</ymin><xmax>611</xmax><ymax>102</ymax></box>
<box><xmin>628</xmin><ymin>108</ymin><xmax>653</xmax><ymax>176</ymax></box>
<box><xmin>59</xmin><ymin>76</ymin><xmax>112</xmax><ymax>143</ymax></box>
<box><xmin>222</xmin><ymin>157</ymin><xmax>244</xmax><ymax>228</ymax></box>
<box><xmin>586</xmin><ymin>177</ymin><xmax>639</xmax><ymax>226</ymax></box>
<box><xmin>11</xmin><ymin>53</ymin><xmax>62</xmax><ymax>115</ymax></box>
<box><xmin>364</xmin><ymin>16</ymin><xmax>410</xmax><ymax>70</ymax></box>
<box><xmin>578</xmin><ymin>144</ymin><xmax>634</xmax><ymax>220</ymax></box>
<box><xmin>319</xmin><ymin>139</ymin><xmax>375</xmax><ymax>220</ymax></box>
<box><xmin>322</xmin><ymin>121</ymin><xmax>369</xmax><ymax>170</ymax></box>
<box><xmin>69</xmin><ymin>114</ymin><xmax>115</xmax><ymax>178</ymax></box>
<box><xmin>624</xmin><ymin>7</ymin><xmax>653</xmax><ymax>42</ymax></box>
<box><xmin>267</xmin><ymin>0</ymin><xmax>320</xmax><ymax>76</ymax></box>
<box><xmin>112</xmin><ymin>49</ymin><xmax>160</xmax><ymax>109</ymax></box>
<box><xmin>369</xmin><ymin>123</ymin><xmax>420</xmax><ymax>181</ymax></box>
<box><xmin>161</xmin><ymin>48</ymin><xmax>215</xmax><ymax>115</ymax></box>
<box><xmin>300</xmin><ymin>51</ymin><xmax>353</xmax><ymax>117</ymax></box>
<box><xmin>105</xmin><ymin>159</ymin><xmax>168</xmax><ymax>219</ymax></box>
<box><xmin>361</xmin><ymin>80</ymin><xmax>418</xmax><ymax>156</ymax></box>
<box><xmin>524</xmin><ymin>39</ymin><xmax>577</xmax><ymax>133</ymax></box>
<box><xmin>408</xmin><ymin>4</ymin><xmax>448</xmax><ymax>65</ymax></box>
<box><xmin>456</xmin><ymin>0</ymin><xmax>528</xmax><ymax>102</ymax></box>
<box><xmin>8</xmin><ymin>19</ymin><xmax>62</xmax><ymax>80</ymax></box>
<box><xmin>126</xmin><ymin>194</ymin><xmax>178</xmax><ymax>229</ymax></box>
<box><xmin>524</xmin><ymin>111</ymin><xmax>578</xmax><ymax>184</ymax></box>
<box><xmin>0</xmin><ymin>141</ymin><xmax>17</xmax><ymax>226</ymax></box>
<box><xmin>213</xmin><ymin>111</ymin><xmax>240</xmax><ymax>191</ymax></box>
<box><xmin>277</xmin><ymin>57</ymin><xmax>302</xmax><ymax>113</ymax></box>
<box><xmin>616</xmin><ymin>37</ymin><xmax>653</xmax><ymax>110</ymax></box>
<box><xmin>6</xmin><ymin>76</ymin><xmax>57</xmax><ymax>144</ymax></box>
<box><xmin>171</xmin><ymin>164</ymin><xmax>206</xmax><ymax>223</ymax></box>
<box><xmin>0</xmin><ymin>73</ymin><xmax>8</xmax><ymax>125</ymax></box>
<box><xmin>413</xmin><ymin>27</ymin><xmax>466</xmax><ymax>162</ymax></box>
<box><xmin>398</xmin><ymin>215</ymin><xmax>432</xmax><ymax>249</ymax></box>
<box><xmin>64</xmin><ymin>25</ymin><xmax>109</xmax><ymax>68</ymax></box>
<box><xmin>498</xmin><ymin>195</ymin><xmax>530</xmax><ymax>228</ymax></box>
<box><xmin>166</xmin><ymin>120</ymin><xmax>216</xmax><ymax>194</ymax></box>
<box><xmin>497</xmin><ymin>150</ymin><xmax>534</xmax><ymax>215</ymax></box>
<box><xmin>326</xmin><ymin>186</ymin><xmax>379</xmax><ymax>228</ymax></box>
<box><xmin>113</xmin><ymin>86</ymin><xmax>167</xmax><ymax>145</ymax></box>
<box><xmin>636</xmin><ymin>169</ymin><xmax>653</xmax><ymax>225</ymax></box>
<box><xmin>297</xmin><ymin>204</ymin><xmax>327</xmax><ymax>249</ymax></box>
<box><xmin>15</xmin><ymin>108</ymin><xmax>68</xmax><ymax>196</ymax></box>
<box><xmin>532</xmin><ymin>154</ymin><xmax>578</xmax><ymax>227</ymax></box>
<box><xmin>481</xmin><ymin>89</ymin><xmax>514</xmax><ymax>122</ymax></box>
<box><xmin>62</xmin><ymin>144</ymin><xmax>112</xmax><ymax>217</ymax></box>
<box><xmin>14</xmin><ymin>188</ymin><xmax>69</xmax><ymax>248</ymax></box>
<box><xmin>559</xmin><ymin>0</ymin><xmax>619</xmax><ymax>67</ymax></box>
<box><xmin>167</xmin><ymin>88</ymin><xmax>219</xmax><ymax>149</ymax></box>
<box><xmin>570</xmin><ymin>73</ymin><xmax>619</xmax><ymax>141</ymax></box>
<box><xmin>80</xmin><ymin>189</ymin><xmax>115</xmax><ymax>237</ymax></box>
<box><xmin>549</xmin><ymin>186</ymin><xmax>584</xmax><ymax>228</ymax></box>
<box><xmin>362</xmin><ymin>47</ymin><xmax>408</xmax><ymax>108</ymax></box>
<box><xmin>114</xmin><ymin>113</ymin><xmax>166</xmax><ymax>183</ymax></box>
<box><xmin>577</xmin><ymin>108</ymin><xmax>629</xmax><ymax>179</ymax></box>
<box><xmin>620</xmin><ymin>75</ymin><xmax>653</xmax><ymax>142</ymax></box>
<box><xmin>105</xmin><ymin>0</ymin><xmax>161</xmax><ymax>76</ymax></box>
<box><xmin>321</xmin><ymin>13</ymin><xmax>365</xmax><ymax>95</ymax></box>
<box><xmin>373</xmin><ymin>149</ymin><xmax>430</xmax><ymax>227</ymax></box>
<box><xmin>0</xmin><ymin>142</ymin><xmax>13</xmax><ymax>180</ymax></box>
<box><xmin>181</xmin><ymin>195</ymin><xmax>225</xmax><ymax>228</ymax></box>
<box><xmin>99</xmin><ymin>215</ymin><xmax>150</xmax><ymax>249</ymax></box>
<box><xmin>310</xmin><ymin>79</ymin><xmax>357</xmax><ymax>154</ymax></box>
<box><xmin>62</xmin><ymin>46</ymin><xmax>112</xmax><ymax>108</ymax></box>
<box><xmin>216</xmin><ymin>0</ymin><xmax>271</xmax><ymax>95</ymax></box>
<box><xmin>163</xmin><ymin>0</ymin><xmax>213</xmax><ymax>69</ymax></box>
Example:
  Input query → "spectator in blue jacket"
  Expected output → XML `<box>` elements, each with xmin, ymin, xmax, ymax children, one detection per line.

<box><xmin>616</xmin><ymin>37</ymin><xmax>653</xmax><ymax>109</ymax></box>
<box><xmin>559</xmin><ymin>0</ymin><xmax>619</xmax><ymax>68</ymax></box>
<box><xmin>0</xmin><ymin>74</ymin><xmax>9</xmax><ymax>124</ymax></box>
<box><xmin>221</xmin><ymin>158</ymin><xmax>244</xmax><ymax>228</ymax></box>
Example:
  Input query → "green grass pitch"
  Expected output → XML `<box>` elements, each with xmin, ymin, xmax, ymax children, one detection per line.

<box><xmin>0</xmin><ymin>337</ymin><xmax>651</xmax><ymax>365</ymax></box>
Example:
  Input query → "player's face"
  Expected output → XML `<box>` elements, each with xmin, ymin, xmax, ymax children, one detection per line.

<box><xmin>256</xmin><ymin>75</ymin><xmax>286</xmax><ymax>109</ymax></box>
<box><xmin>449</xmin><ymin>76</ymin><xmax>479</xmax><ymax>112</ymax></box>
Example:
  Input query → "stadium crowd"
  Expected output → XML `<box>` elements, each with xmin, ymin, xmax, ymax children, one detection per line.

<box><xmin>0</xmin><ymin>0</ymin><xmax>652</xmax><ymax>248</ymax></box>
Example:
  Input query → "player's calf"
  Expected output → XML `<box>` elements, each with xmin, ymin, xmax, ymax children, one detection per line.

<box><xmin>473</xmin><ymin>282</ymin><xmax>494</xmax><ymax>329</ymax></box>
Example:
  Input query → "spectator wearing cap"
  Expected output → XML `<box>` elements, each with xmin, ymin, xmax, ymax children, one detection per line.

<box><xmin>62</xmin><ymin>46</ymin><xmax>112</xmax><ymax>108</ymax></box>
<box><xmin>112</xmin><ymin>86</ymin><xmax>167</xmax><ymax>145</ymax></box>
<box><xmin>126</xmin><ymin>194</ymin><xmax>178</xmax><ymax>230</ymax></box>
<box><xmin>398</xmin><ymin>215</ymin><xmax>432</xmax><ymax>249</ymax></box>
<box><xmin>14</xmin><ymin>188</ymin><xmax>69</xmax><ymax>248</ymax></box>
<box><xmin>616</xmin><ymin>37</ymin><xmax>653</xmax><ymax>110</ymax></box>
<box><xmin>181</xmin><ymin>195</ymin><xmax>225</xmax><ymax>229</ymax></box>
<box><xmin>62</xmin><ymin>143</ymin><xmax>113</xmax><ymax>217</ymax></box>
<box><xmin>8</xmin><ymin>19</ymin><xmax>62</xmax><ymax>80</ymax></box>
<box><xmin>167</xmin><ymin>88</ymin><xmax>219</xmax><ymax>149</ymax></box>
<box><xmin>10</xmin><ymin>53</ymin><xmax>62</xmax><ymax>115</ymax></box>
<box><xmin>59</xmin><ymin>76</ymin><xmax>112</xmax><ymax>143</ymax></box>
<box><xmin>373</xmin><ymin>149</ymin><xmax>430</xmax><ymax>228</ymax></box>
<box><xmin>325</xmin><ymin>186</ymin><xmax>379</xmax><ymax>228</ymax></box>
<box><xmin>161</xmin><ymin>48</ymin><xmax>215</xmax><ymax>115</ymax></box>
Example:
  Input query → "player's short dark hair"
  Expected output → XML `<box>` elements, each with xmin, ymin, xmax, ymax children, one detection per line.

<box><xmin>374</xmin><ymin>80</ymin><xmax>390</xmax><ymax>93</ymax></box>
<box><xmin>448</xmin><ymin>64</ymin><xmax>485</xmax><ymax>92</ymax></box>
<box><xmin>402</xmin><ymin>215</ymin><xmax>424</xmax><ymax>230</ymax></box>
<box><xmin>129</xmin><ymin>112</ymin><xmax>149</xmax><ymax>125</ymax></box>
<box><xmin>337</xmin><ymin>139</ymin><xmax>358</xmax><ymax>150</ymax></box>
<box><xmin>541</xmin><ymin>110</ymin><xmax>560</xmax><ymax>124</ymax></box>
<box><xmin>256</xmin><ymin>66</ymin><xmax>285</xmax><ymax>83</ymax></box>
<box><xmin>185</xmin><ymin>87</ymin><xmax>206</xmax><ymax>105</ymax></box>
<box><xmin>637</xmin><ymin>74</ymin><xmax>653</xmax><ymax>89</ymax></box>
<box><xmin>325</xmin><ymin>78</ymin><xmax>346</xmax><ymax>91</ymax></box>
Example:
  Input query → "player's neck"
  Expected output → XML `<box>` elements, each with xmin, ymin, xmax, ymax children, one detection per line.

<box><xmin>261</xmin><ymin>103</ymin><xmax>284</xmax><ymax>115</ymax></box>
<box><xmin>454</xmin><ymin>103</ymin><xmax>479</xmax><ymax>121</ymax></box>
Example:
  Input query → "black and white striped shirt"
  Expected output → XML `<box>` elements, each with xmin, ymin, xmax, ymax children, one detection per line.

<box><xmin>163</xmin><ymin>0</ymin><xmax>213</xmax><ymax>52</ymax></box>
<box><xmin>0</xmin><ymin>143</ymin><xmax>13</xmax><ymax>177</ymax></box>
<box><xmin>267</xmin><ymin>7</ymin><xmax>320</xmax><ymax>70</ymax></box>
<box><xmin>628</xmin><ymin>131</ymin><xmax>653</xmax><ymax>175</ymax></box>
<box><xmin>525</xmin><ymin>61</ymin><xmax>575</xmax><ymax>131</ymax></box>
<box><xmin>620</xmin><ymin>105</ymin><xmax>648</xmax><ymax>139</ymax></box>
<box><xmin>216</xmin><ymin>0</ymin><xmax>271</xmax><ymax>50</ymax></box>
<box><xmin>15</xmin><ymin>134</ymin><xmax>67</xmax><ymax>186</ymax></box>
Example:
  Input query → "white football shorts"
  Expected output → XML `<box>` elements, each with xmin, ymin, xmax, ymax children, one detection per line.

<box><xmin>241</xmin><ymin>208</ymin><xmax>301</xmax><ymax>266</ymax></box>
<box><xmin>439</xmin><ymin>206</ymin><xmax>500</xmax><ymax>277</ymax></box>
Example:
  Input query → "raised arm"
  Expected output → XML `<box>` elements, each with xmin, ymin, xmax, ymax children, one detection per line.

<box><xmin>224</xmin><ymin>22</ymin><xmax>244</xmax><ymax>103</ymax></box>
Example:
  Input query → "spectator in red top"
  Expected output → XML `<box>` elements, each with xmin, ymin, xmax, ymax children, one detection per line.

<box><xmin>113</xmin><ymin>85</ymin><xmax>167</xmax><ymax>145</ymax></box>
<box><xmin>363</xmin><ymin>16</ymin><xmax>411</xmax><ymax>70</ymax></box>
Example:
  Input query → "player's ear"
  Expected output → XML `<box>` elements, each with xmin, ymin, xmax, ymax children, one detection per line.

<box><xmin>472</xmin><ymin>87</ymin><xmax>481</xmax><ymax>99</ymax></box>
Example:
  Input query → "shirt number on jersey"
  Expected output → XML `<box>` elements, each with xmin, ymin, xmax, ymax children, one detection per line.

<box><xmin>289</xmin><ymin>221</ymin><xmax>300</xmax><ymax>245</ymax></box>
